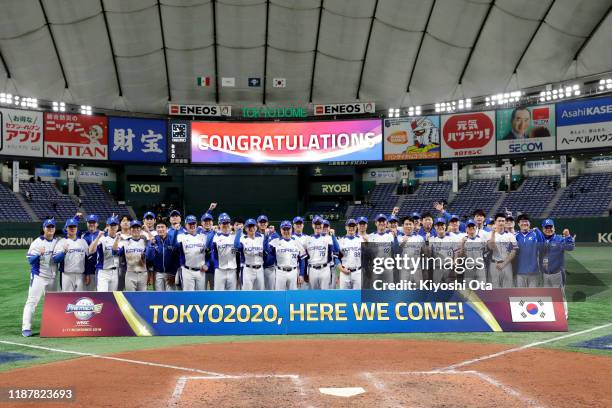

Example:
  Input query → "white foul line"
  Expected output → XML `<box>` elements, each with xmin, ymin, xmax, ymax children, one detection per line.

<box><xmin>441</xmin><ymin>322</ymin><xmax>612</xmax><ymax>371</ymax></box>
<box><xmin>0</xmin><ymin>339</ymin><xmax>226</xmax><ymax>377</ymax></box>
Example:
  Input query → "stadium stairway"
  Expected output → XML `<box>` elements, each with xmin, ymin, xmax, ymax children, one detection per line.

<box><xmin>541</xmin><ymin>188</ymin><xmax>565</xmax><ymax>218</ymax></box>
<box><xmin>15</xmin><ymin>193</ymin><xmax>39</xmax><ymax>221</ymax></box>
<box><xmin>488</xmin><ymin>192</ymin><xmax>507</xmax><ymax>217</ymax></box>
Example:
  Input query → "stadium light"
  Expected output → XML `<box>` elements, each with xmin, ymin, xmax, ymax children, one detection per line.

<box><xmin>539</xmin><ymin>84</ymin><xmax>580</xmax><ymax>102</ymax></box>
<box><xmin>52</xmin><ymin>101</ymin><xmax>66</xmax><ymax>112</ymax></box>
<box><xmin>486</xmin><ymin>91</ymin><xmax>521</xmax><ymax>107</ymax></box>
<box><xmin>80</xmin><ymin>105</ymin><xmax>92</xmax><ymax>115</ymax></box>
<box><xmin>387</xmin><ymin>108</ymin><xmax>399</xmax><ymax>118</ymax></box>
<box><xmin>598</xmin><ymin>78</ymin><xmax>612</xmax><ymax>91</ymax></box>
<box><xmin>407</xmin><ymin>106</ymin><xmax>421</xmax><ymax>116</ymax></box>
<box><xmin>0</xmin><ymin>94</ymin><xmax>38</xmax><ymax>108</ymax></box>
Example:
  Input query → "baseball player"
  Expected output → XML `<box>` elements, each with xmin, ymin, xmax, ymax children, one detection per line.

<box><xmin>447</xmin><ymin>215</ymin><xmax>465</xmax><ymax>238</ymax></box>
<box><xmin>337</xmin><ymin>219</ymin><xmax>364</xmax><ymax>289</ymax></box>
<box><xmin>417</xmin><ymin>212</ymin><xmax>435</xmax><ymax>239</ymax></box>
<box><xmin>146</xmin><ymin>220</ymin><xmax>179</xmax><ymax>291</ymax></box>
<box><xmin>411</xmin><ymin>212</ymin><xmax>422</xmax><ymax>231</ymax></box>
<box><xmin>472</xmin><ymin>209</ymin><xmax>490</xmax><ymax>241</ymax></box>
<box><xmin>427</xmin><ymin>217</ymin><xmax>458</xmax><ymax>283</ymax></box>
<box><xmin>321</xmin><ymin>218</ymin><xmax>340</xmax><ymax>289</ymax></box>
<box><xmin>113</xmin><ymin>220</ymin><xmax>149</xmax><ymax>291</ymax></box>
<box><xmin>292</xmin><ymin>216</ymin><xmax>310</xmax><ymax>289</ymax></box>
<box><xmin>116</xmin><ymin>215</ymin><xmax>131</xmax><ymax>290</ymax></box>
<box><xmin>397</xmin><ymin>216</ymin><xmax>426</xmax><ymax>283</ymax></box>
<box><xmin>53</xmin><ymin>218</ymin><xmax>90</xmax><ymax>291</ymax></box>
<box><xmin>356</xmin><ymin>216</ymin><xmax>369</xmax><ymax>237</ymax></box>
<box><xmin>505</xmin><ymin>213</ymin><xmax>516</xmax><ymax>234</ymax></box>
<box><xmin>211</xmin><ymin>213</ymin><xmax>239</xmax><ymax>290</ymax></box>
<box><xmin>88</xmin><ymin>217</ymin><xmax>121</xmax><ymax>291</ymax></box>
<box><xmin>303</xmin><ymin>216</ymin><xmax>339</xmax><ymax>289</ymax></box>
<box><xmin>81</xmin><ymin>214</ymin><xmax>101</xmax><ymax>289</ymax></box>
<box><xmin>458</xmin><ymin>219</ymin><xmax>488</xmax><ymax>285</ymax></box>
<box><xmin>168</xmin><ymin>209</ymin><xmax>187</xmax><ymax>242</ymax></box>
<box><xmin>142</xmin><ymin>211</ymin><xmax>157</xmax><ymax>238</ymax></box>
<box><xmin>267</xmin><ymin>220</ymin><xmax>306</xmax><ymax>290</ymax></box>
<box><xmin>21</xmin><ymin>219</ymin><xmax>59</xmax><ymax>337</ymax></box>
<box><xmin>387</xmin><ymin>215</ymin><xmax>400</xmax><ymax>235</ymax></box>
<box><xmin>366</xmin><ymin>214</ymin><xmax>400</xmax><ymax>284</ymax></box>
<box><xmin>514</xmin><ymin>214</ymin><xmax>542</xmax><ymax>288</ymax></box>
<box><xmin>234</xmin><ymin>219</ymin><xmax>266</xmax><ymax>290</ymax></box>
<box><xmin>487</xmin><ymin>213</ymin><xmax>518</xmax><ymax>288</ymax></box>
<box><xmin>197</xmin><ymin>211</ymin><xmax>216</xmax><ymax>290</ymax></box>
<box><xmin>176</xmin><ymin>215</ymin><xmax>209</xmax><ymax>291</ymax></box>
<box><xmin>257</xmin><ymin>215</ymin><xmax>278</xmax><ymax>290</ymax></box>
<box><xmin>536</xmin><ymin>219</ymin><xmax>574</xmax><ymax>288</ymax></box>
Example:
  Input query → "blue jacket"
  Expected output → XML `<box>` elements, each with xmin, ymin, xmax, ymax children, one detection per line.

<box><xmin>537</xmin><ymin>230</ymin><xmax>574</xmax><ymax>274</ymax></box>
<box><xmin>146</xmin><ymin>234</ymin><xmax>179</xmax><ymax>274</ymax></box>
<box><xmin>81</xmin><ymin>230</ymin><xmax>100</xmax><ymax>275</ymax></box>
<box><xmin>515</xmin><ymin>230</ymin><xmax>543</xmax><ymax>275</ymax></box>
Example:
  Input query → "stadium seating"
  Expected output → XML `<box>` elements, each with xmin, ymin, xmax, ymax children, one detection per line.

<box><xmin>0</xmin><ymin>183</ymin><xmax>34</xmax><ymax>221</ymax></box>
<box><xmin>497</xmin><ymin>176</ymin><xmax>559</xmax><ymax>218</ymax></box>
<box><xmin>19</xmin><ymin>181</ymin><xmax>78</xmax><ymax>221</ymax></box>
<box><xmin>78</xmin><ymin>183</ymin><xmax>131</xmax><ymax>220</ymax></box>
<box><xmin>346</xmin><ymin>182</ymin><xmax>400</xmax><ymax>220</ymax></box>
<box><xmin>550</xmin><ymin>173</ymin><xmax>612</xmax><ymax>218</ymax></box>
<box><xmin>447</xmin><ymin>179</ymin><xmax>501</xmax><ymax>219</ymax></box>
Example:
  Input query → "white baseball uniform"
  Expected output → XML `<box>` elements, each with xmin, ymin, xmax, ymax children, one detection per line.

<box><xmin>338</xmin><ymin>235</ymin><xmax>363</xmax><ymax>289</ymax></box>
<box><xmin>293</xmin><ymin>233</ymin><xmax>310</xmax><ymax>290</ymax></box>
<box><xmin>119</xmin><ymin>237</ymin><xmax>148</xmax><ymax>291</ymax></box>
<box><xmin>461</xmin><ymin>235</ymin><xmax>487</xmax><ymax>284</ymax></box>
<box><xmin>269</xmin><ymin>237</ymin><xmax>305</xmax><ymax>290</ymax></box>
<box><xmin>54</xmin><ymin>237</ymin><xmax>88</xmax><ymax>292</ymax></box>
<box><xmin>95</xmin><ymin>234</ymin><xmax>120</xmax><ymax>291</ymax></box>
<box><xmin>488</xmin><ymin>231</ymin><xmax>517</xmax><ymax>288</ymax></box>
<box><xmin>22</xmin><ymin>237</ymin><xmax>58</xmax><ymax>331</ymax></box>
<box><xmin>368</xmin><ymin>231</ymin><xmax>398</xmax><ymax>284</ymax></box>
<box><xmin>429</xmin><ymin>234</ymin><xmax>459</xmax><ymax>283</ymax></box>
<box><xmin>212</xmin><ymin>232</ymin><xmax>238</xmax><ymax>291</ymax></box>
<box><xmin>177</xmin><ymin>232</ymin><xmax>208</xmax><ymax>291</ymax></box>
<box><xmin>304</xmin><ymin>234</ymin><xmax>336</xmax><ymax>289</ymax></box>
<box><xmin>236</xmin><ymin>233</ymin><xmax>265</xmax><ymax>290</ymax></box>
<box><xmin>398</xmin><ymin>233</ymin><xmax>426</xmax><ymax>283</ymax></box>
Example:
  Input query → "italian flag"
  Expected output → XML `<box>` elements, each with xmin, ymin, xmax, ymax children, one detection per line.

<box><xmin>196</xmin><ymin>76</ymin><xmax>211</xmax><ymax>87</ymax></box>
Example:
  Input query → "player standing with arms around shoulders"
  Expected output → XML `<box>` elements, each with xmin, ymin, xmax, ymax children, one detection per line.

<box><xmin>211</xmin><ymin>214</ymin><xmax>239</xmax><ymax>290</ymax></box>
<box><xmin>367</xmin><ymin>214</ymin><xmax>399</xmax><ymax>284</ymax></box>
<box><xmin>113</xmin><ymin>220</ymin><xmax>149</xmax><ymax>291</ymax></box>
<box><xmin>458</xmin><ymin>219</ymin><xmax>487</xmax><ymax>285</ymax></box>
<box><xmin>146</xmin><ymin>220</ymin><xmax>179</xmax><ymax>291</ymax></box>
<box><xmin>88</xmin><ymin>217</ymin><xmax>121</xmax><ymax>291</ymax></box>
<box><xmin>176</xmin><ymin>215</ymin><xmax>209</xmax><ymax>291</ymax></box>
<box><xmin>337</xmin><ymin>219</ymin><xmax>364</xmax><ymax>289</ymax></box>
<box><xmin>267</xmin><ymin>221</ymin><xmax>306</xmax><ymax>290</ymax></box>
<box><xmin>234</xmin><ymin>219</ymin><xmax>267</xmax><ymax>290</ymax></box>
<box><xmin>21</xmin><ymin>219</ymin><xmax>59</xmax><ymax>337</ymax></box>
<box><xmin>53</xmin><ymin>218</ymin><xmax>90</xmax><ymax>291</ymax></box>
<box><xmin>303</xmin><ymin>216</ymin><xmax>339</xmax><ymax>290</ymax></box>
<box><xmin>487</xmin><ymin>213</ymin><xmax>518</xmax><ymax>288</ymax></box>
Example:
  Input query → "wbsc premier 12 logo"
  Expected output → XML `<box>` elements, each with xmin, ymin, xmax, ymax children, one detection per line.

<box><xmin>65</xmin><ymin>297</ymin><xmax>103</xmax><ymax>321</ymax></box>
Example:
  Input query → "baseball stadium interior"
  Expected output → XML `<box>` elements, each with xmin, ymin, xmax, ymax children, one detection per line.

<box><xmin>0</xmin><ymin>0</ymin><xmax>611</xmax><ymax>407</ymax></box>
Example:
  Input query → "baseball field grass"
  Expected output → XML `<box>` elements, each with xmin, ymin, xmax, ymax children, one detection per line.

<box><xmin>0</xmin><ymin>247</ymin><xmax>610</xmax><ymax>373</ymax></box>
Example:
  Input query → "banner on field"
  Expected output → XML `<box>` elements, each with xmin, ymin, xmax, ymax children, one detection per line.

<box><xmin>383</xmin><ymin>116</ymin><xmax>441</xmax><ymax>160</ymax></box>
<box><xmin>441</xmin><ymin>111</ymin><xmax>496</xmax><ymax>158</ymax></box>
<box><xmin>40</xmin><ymin>289</ymin><xmax>568</xmax><ymax>337</ymax></box>
<box><xmin>109</xmin><ymin>117</ymin><xmax>167</xmax><ymax>163</ymax></box>
<box><xmin>556</xmin><ymin>96</ymin><xmax>612</xmax><ymax>151</ymax></box>
<box><xmin>313</xmin><ymin>102</ymin><xmax>375</xmax><ymax>116</ymax></box>
<box><xmin>44</xmin><ymin>113</ymin><xmax>108</xmax><ymax>160</ymax></box>
<box><xmin>496</xmin><ymin>105</ymin><xmax>556</xmax><ymax>154</ymax></box>
<box><xmin>168</xmin><ymin>103</ymin><xmax>231</xmax><ymax>117</ymax></box>
<box><xmin>168</xmin><ymin>120</ymin><xmax>191</xmax><ymax>164</ymax></box>
<box><xmin>190</xmin><ymin>119</ymin><xmax>382</xmax><ymax>163</ymax></box>
<box><xmin>0</xmin><ymin>108</ymin><xmax>43</xmax><ymax>157</ymax></box>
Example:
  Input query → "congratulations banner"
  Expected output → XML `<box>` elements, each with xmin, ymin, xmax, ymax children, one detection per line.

<box><xmin>190</xmin><ymin>119</ymin><xmax>382</xmax><ymax>163</ymax></box>
<box><xmin>40</xmin><ymin>289</ymin><xmax>567</xmax><ymax>337</ymax></box>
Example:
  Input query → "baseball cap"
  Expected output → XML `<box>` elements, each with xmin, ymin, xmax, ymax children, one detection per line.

<box><xmin>485</xmin><ymin>217</ymin><xmax>494</xmax><ymax>225</ymax></box>
<box><xmin>280</xmin><ymin>220</ymin><xmax>292</xmax><ymax>229</ymax></box>
<box><xmin>357</xmin><ymin>216</ymin><xmax>368</xmax><ymax>224</ymax></box>
<box><xmin>322</xmin><ymin>219</ymin><xmax>330</xmax><ymax>226</ymax></box>
<box><xmin>542</xmin><ymin>219</ymin><xmax>555</xmax><ymax>228</ymax></box>
<box><xmin>219</xmin><ymin>214</ymin><xmax>231</xmax><ymax>224</ymax></box>
<box><xmin>388</xmin><ymin>215</ymin><xmax>398</xmax><ymax>223</ymax></box>
<box><xmin>65</xmin><ymin>218</ymin><xmax>78</xmax><ymax>227</ymax></box>
<box><xmin>106</xmin><ymin>217</ymin><xmax>119</xmax><ymax>225</ymax></box>
<box><xmin>201</xmin><ymin>213</ymin><xmax>213</xmax><ymax>221</ymax></box>
<box><xmin>312</xmin><ymin>216</ymin><xmax>323</xmax><ymax>224</ymax></box>
<box><xmin>130</xmin><ymin>220</ymin><xmax>142</xmax><ymax>228</ymax></box>
<box><xmin>169</xmin><ymin>210</ymin><xmax>181</xmax><ymax>217</ymax></box>
<box><xmin>86</xmin><ymin>214</ymin><xmax>98</xmax><ymax>223</ymax></box>
<box><xmin>375</xmin><ymin>213</ymin><xmax>387</xmax><ymax>222</ymax></box>
<box><xmin>42</xmin><ymin>219</ymin><xmax>56</xmax><ymax>228</ymax></box>
<box><xmin>185</xmin><ymin>215</ymin><xmax>197</xmax><ymax>224</ymax></box>
<box><xmin>434</xmin><ymin>217</ymin><xmax>446</xmax><ymax>225</ymax></box>
<box><xmin>517</xmin><ymin>213</ymin><xmax>530</xmax><ymax>222</ymax></box>
<box><xmin>257</xmin><ymin>215</ymin><xmax>268</xmax><ymax>223</ymax></box>
<box><xmin>449</xmin><ymin>214</ymin><xmax>460</xmax><ymax>222</ymax></box>
<box><xmin>466</xmin><ymin>219</ymin><xmax>476</xmax><ymax>227</ymax></box>
<box><xmin>411</xmin><ymin>212</ymin><xmax>421</xmax><ymax>220</ymax></box>
<box><xmin>143</xmin><ymin>211</ymin><xmax>156</xmax><ymax>219</ymax></box>
<box><xmin>345</xmin><ymin>218</ymin><xmax>357</xmax><ymax>226</ymax></box>
<box><xmin>245</xmin><ymin>218</ymin><xmax>256</xmax><ymax>227</ymax></box>
<box><xmin>292</xmin><ymin>216</ymin><xmax>304</xmax><ymax>224</ymax></box>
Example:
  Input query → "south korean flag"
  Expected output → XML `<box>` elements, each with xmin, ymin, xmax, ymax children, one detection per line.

<box><xmin>509</xmin><ymin>297</ymin><xmax>556</xmax><ymax>322</ymax></box>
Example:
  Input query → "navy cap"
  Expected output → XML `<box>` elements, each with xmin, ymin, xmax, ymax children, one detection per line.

<box><xmin>201</xmin><ymin>213</ymin><xmax>213</xmax><ymax>221</ymax></box>
<box><xmin>106</xmin><ymin>217</ymin><xmax>119</xmax><ymax>225</ymax></box>
<box><xmin>322</xmin><ymin>219</ymin><xmax>330</xmax><ymax>226</ymax></box>
<box><xmin>245</xmin><ymin>218</ymin><xmax>257</xmax><ymax>227</ymax></box>
<box><xmin>169</xmin><ymin>210</ymin><xmax>181</xmax><ymax>217</ymax></box>
<box><xmin>388</xmin><ymin>215</ymin><xmax>399</xmax><ymax>223</ymax></box>
<box><xmin>434</xmin><ymin>217</ymin><xmax>446</xmax><ymax>225</ymax></box>
<box><xmin>345</xmin><ymin>218</ymin><xmax>357</xmax><ymax>226</ymax></box>
<box><xmin>257</xmin><ymin>215</ymin><xmax>268</xmax><ymax>223</ymax></box>
<box><xmin>292</xmin><ymin>216</ymin><xmax>304</xmax><ymax>224</ymax></box>
<box><xmin>485</xmin><ymin>217</ymin><xmax>494</xmax><ymax>225</ymax></box>
<box><xmin>185</xmin><ymin>215</ymin><xmax>197</xmax><ymax>224</ymax></box>
<box><xmin>42</xmin><ymin>219</ymin><xmax>56</xmax><ymax>228</ymax></box>
<box><xmin>450</xmin><ymin>214</ymin><xmax>460</xmax><ymax>221</ymax></box>
<box><xmin>542</xmin><ymin>219</ymin><xmax>554</xmax><ymax>227</ymax></box>
<box><xmin>130</xmin><ymin>220</ymin><xmax>142</xmax><ymax>227</ymax></box>
<box><xmin>312</xmin><ymin>216</ymin><xmax>323</xmax><ymax>224</ymax></box>
<box><xmin>466</xmin><ymin>219</ymin><xmax>476</xmax><ymax>227</ymax></box>
<box><xmin>506</xmin><ymin>214</ymin><xmax>515</xmax><ymax>221</ymax></box>
<box><xmin>280</xmin><ymin>220</ymin><xmax>292</xmax><ymax>229</ymax></box>
<box><xmin>143</xmin><ymin>211</ymin><xmax>156</xmax><ymax>219</ymax></box>
<box><xmin>357</xmin><ymin>216</ymin><xmax>368</xmax><ymax>224</ymax></box>
<box><xmin>219</xmin><ymin>215</ymin><xmax>231</xmax><ymax>224</ymax></box>
<box><xmin>411</xmin><ymin>212</ymin><xmax>421</xmax><ymax>219</ymax></box>
<box><xmin>375</xmin><ymin>213</ymin><xmax>387</xmax><ymax>222</ymax></box>
<box><xmin>86</xmin><ymin>214</ymin><xmax>98</xmax><ymax>223</ymax></box>
<box><xmin>65</xmin><ymin>218</ymin><xmax>78</xmax><ymax>227</ymax></box>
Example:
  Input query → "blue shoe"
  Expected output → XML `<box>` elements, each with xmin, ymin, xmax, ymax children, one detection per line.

<box><xmin>21</xmin><ymin>329</ymin><xmax>32</xmax><ymax>337</ymax></box>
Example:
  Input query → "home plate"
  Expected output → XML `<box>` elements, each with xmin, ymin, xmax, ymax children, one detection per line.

<box><xmin>319</xmin><ymin>387</ymin><xmax>366</xmax><ymax>397</ymax></box>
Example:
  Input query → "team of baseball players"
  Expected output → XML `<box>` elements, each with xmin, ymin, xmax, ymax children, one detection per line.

<box><xmin>21</xmin><ymin>201</ymin><xmax>574</xmax><ymax>336</ymax></box>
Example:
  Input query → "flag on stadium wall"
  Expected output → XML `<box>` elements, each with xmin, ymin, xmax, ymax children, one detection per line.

<box><xmin>248</xmin><ymin>77</ymin><xmax>261</xmax><ymax>87</ymax></box>
<box><xmin>221</xmin><ymin>77</ymin><xmax>235</xmax><ymax>87</ymax></box>
<box><xmin>44</xmin><ymin>113</ymin><xmax>108</xmax><ymax>160</ymax></box>
<box><xmin>108</xmin><ymin>117</ymin><xmax>167</xmax><ymax>163</ymax></box>
<box><xmin>273</xmin><ymin>78</ymin><xmax>286</xmax><ymax>88</ymax></box>
<box><xmin>0</xmin><ymin>108</ymin><xmax>44</xmax><ymax>157</ymax></box>
<box><xmin>508</xmin><ymin>297</ymin><xmax>556</xmax><ymax>322</ymax></box>
<box><xmin>196</xmin><ymin>76</ymin><xmax>211</xmax><ymax>87</ymax></box>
